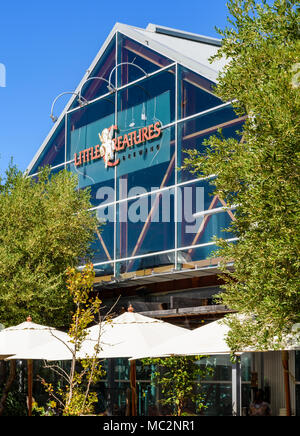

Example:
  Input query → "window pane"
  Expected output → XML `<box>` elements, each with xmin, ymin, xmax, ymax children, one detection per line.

<box><xmin>71</xmin><ymin>36</ymin><xmax>116</xmax><ymax>108</ymax></box>
<box><xmin>117</xmin><ymin>66</ymin><xmax>175</xmax><ymax>125</ymax></box>
<box><xmin>177</xmin><ymin>243</ymin><xmax>224</xmax><ymax>267</ymax></box>
<box><xmin>177</xmin><ymin>179</ymin><xmax>235</xmax><ymax>249</ymax></box>
<box><xmin>115</xmin><ymin>251</ymin><xmax>176</xmax><ymax>280</ymax></box>
<box><xmin>89</xmin><ymin>205</ymin><xmax>114</xmax><ymax>265</ymax></box>
<box><xmin>178</xmin><ymin>65</ymin><xmax>223</xmax><ymax>119</ymax></box>
<box><xmin>201</xmin><ymin>383</ymin><xmax>232</xmax><ymax>416</ymax></box>
<box><xmin>93</xmin><ymin>262</ymin><xmax>114</xmax><ymax>278</ymax></box>
<box><xmin>29</xmin><ymin>119</ymin><xmax>65</xmax><ymax>174</ymax></box>
<box><xmin>116</xmin><ymin>125</ymin><xmax>175</xmax><ymax>199</ymax></box>
<box><xmin>67</xmin><ymin>96</ymin><xmax>115</xmax><ymax>189</ymax></box>
<box><xmin>118</xmin><ymin>33</ymin><xmax>173</xmax><ymax>87</ymax></box>
<box><xmin>116</xmin><ymin>188</ymin><xmax>175</xmax><ymax>261</ymax></box>
<box><xmin>178</xmin><ymin>108</ymin><xmax>245</xmax><ymax>183</ymax></box>
<box><xmin>116</xmin><ymin>67</ymin><xmax>175</xmax><ymax>198</ymax></box>
<box><xmin>241</xmin><ymin>353</ymin><xmax>252</xmax><ymax>382</ymax></box>
<box><xmin>88</xmin><ymin>178</ymin><xmax>115</xmax><ymax>208</ymax></box>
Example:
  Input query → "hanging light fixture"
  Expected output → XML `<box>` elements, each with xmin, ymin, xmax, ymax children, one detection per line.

<box><xmin>78</xmin><ymin>76</ymin><xmax>115</xmax><ymax>101</ymax></box>
<box><xmin>50</xmin><ymin>91</ymin><xmax>88</xmax><ymax>123</ymax></box>
<box><xmin>107</xmin><ymin>61</ymin><xmax>148</xmax><ymax>92</ymax></box>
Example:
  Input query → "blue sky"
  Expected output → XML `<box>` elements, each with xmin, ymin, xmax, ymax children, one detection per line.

<box><xmin>0</xmin><ymin>0</ymin><xmax>230</xmax><ymax>177</ymax></box>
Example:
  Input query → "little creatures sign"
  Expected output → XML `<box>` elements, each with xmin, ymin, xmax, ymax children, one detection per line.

<box><xmin>74</xmin><ymin>122</ymin><xmax>162</xmax><ymax>169</ymax></box>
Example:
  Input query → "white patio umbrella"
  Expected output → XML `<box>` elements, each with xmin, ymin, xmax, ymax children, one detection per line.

<box><xmin>0</xmin><ymin>316</ymin><xmax>69</xmax><ymax>416</ymax></box>
<box><xmin>127</xmin><ymin>316</ymin><xmax>243</xmax><ymax>416</ymax></box>
<box><xmin>128</xmin><ymin>315</ymin><xmax>300</xmax><ymax>417</ymax></box>
<box><xmin>86</xmin><ymin>305</ymin><xmax>188</xmax><ymax>358</ymax></box>
<box><xmin>8</xmin><ymin>333</ymin><xmax>122</xmax><ymax>361</ymax></box>
<box><xmin>129</xmin><ymin>317</ymin><xmax>234</xmax><ymax>360</ymax></box>
<box><xmin>85</xmin><ymin>305</ymin><xmax>189</xmax><ymax>415</ymax></box>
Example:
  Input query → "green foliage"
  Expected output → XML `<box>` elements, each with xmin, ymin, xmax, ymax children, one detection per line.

<box><xmin>142</xmin><ymin>356</ymin><xmax>213</xmax><ymax>416</ymax></box>
<box><xmin>0</xmin><ymin>165</ymin><xmax>98</xmax><ymax>328</ymax></box>
<box><xmin>0</xmin><ymin>389</ymin><xmax>27</xmax><ymax>416</ymax></box>
<box><xmin>182</xmin><ymin>0</ymin><xmax>300</xmax><ymax>351</ymax></box>
<box><xmin>39</xmin><ymin>264</ymin><xmax>106</xmax><ymax>416</ymax></box>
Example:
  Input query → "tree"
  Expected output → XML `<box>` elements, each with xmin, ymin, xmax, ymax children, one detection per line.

<box><xmin>142</xmin><ymin>356</ymin><xmax>213</xmax><ymax>416</ymax></box>
<box><xmin>37</xmin><ymin>264</ymin><xmax>107</xmax><ymax>416</ymax></box>
<box><xmin>0</xmin><ymin>165</ymin><xmax>98</xmax><ymax>328</ymax></box>
<box><xmin>182</xmin><ymin>0</ymin><xmax>300</xmax><ymax>351</ymax></box>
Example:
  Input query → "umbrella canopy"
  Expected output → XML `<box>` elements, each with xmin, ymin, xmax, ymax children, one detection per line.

<box><xmin>0</xmin><ymin>316</ymin><xmax>70</xmax><ymax>416</ymax></box>
<box><xmin>129</xmin><ymin>316</ymin><xmax>300</xmax><ymax>361</ymax></box>
<box><xmin>85</xmin><ymin>305</ymin><xmax>189</xmax><ymax>359</ymax></box>
<box><xmin>0</xmin><ymin>316</ymin><xmax>69</xmax><ymax>358</ymax></box>
<box><xmin>7</xmin><ymin>334</ymin><xmax>120</xmax><ymax>361</ymax></box>
<box><xmin>129</xmin><ymin>318</ymin><xmax>235</xmax><ymax>360</ymax></box>
<box><xmin>86</xmin><ymin>305</ymin><xmax>189</xmax><ymax>416</ymax></box>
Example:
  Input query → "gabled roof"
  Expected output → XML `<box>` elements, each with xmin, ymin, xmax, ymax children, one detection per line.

<box><xmin>27</xmin><ymin>22</ymin><xmax>225</xmax><ymax>174</ymax></box>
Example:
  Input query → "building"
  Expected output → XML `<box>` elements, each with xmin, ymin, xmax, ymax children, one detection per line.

<box><xmin>26</xmin><ymin>23</ymin><xmax>299</xmax><ymax>416</ymax></box>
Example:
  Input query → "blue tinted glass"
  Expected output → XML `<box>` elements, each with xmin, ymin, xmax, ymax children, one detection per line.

<box><xmin>29</xmin><ymin>119</ymin><xmax>65</xmax><ymax>174</ymax></box>
<box><xmin>70</xmin><ymin>36</ymin><xmax>116</xmax><ymax>109</ymax></box>
<box><xmin>88</xmin><ymin>178</ymin><xmax>115</xmax><ymax>208</ymax></box>
<box><xmin>116</xmin><ymin>125</ymin><xmax>175</xmax><ymax>199</ymax></box>
<box><xmin>117</xmin><ymin>67</ymin><xmax>175</xmax><ymax>124</ymax></box>
<box><xmin>115</xmin><ymin>251</ymin><xmax>176</xmax><ymax>279</ymax></box>
<box><xmin>116</xmin><ymin>188</ymin><xmax>175</xmax><ymax>260</ymax></box>
<box><xmin>178</xmin><ymin>111</ymin><xmax>245</xmax><ymax>183</ymax></box>
<box><xmin>89</xmin><ymin>205</ymin><xmax>114</xmax><ymax>265</ymax></box>
<box><xmin>67</xmin><ymin>96</ymin><xmax>115</xmax><ymax>189</ymax></box>
<box><xmin>177</xmin><ymin>243</ymin><xmax>223</xmax><ymax>265</ymax></box>
<box><xmin>116</xmin><ymin>68</ymin><xmax>175</xmax><ymax>197</ymax></box>
<box><xmin>177</xmin><ymin>180</ymin><xmax>235</xmax><ymax>248</ymax></box>
<box><xmin>118</xmin><ymin>33</ymin><xmax>173</xmax><ymax>87</ymax></box>
<box><xmin>178</xmin><ymin>65</ymin><xmax>222</xmax><ymax>119</ymax></box>
<box><xmin>93</xmin><ymin>262</ymin><xmax>114</xmax><ymax>278</ymax></box>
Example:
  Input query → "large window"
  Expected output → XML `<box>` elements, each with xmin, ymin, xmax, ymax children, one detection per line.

<box><xmin>117</xmin><ymin>33</ymin><xmax>173</xmax><ymax>87</ymax></box>
<box><xmin>30</xmin><ymin>33</ymin><xmax>244</xmax><ymax>275</ymax></box>
<box><xmin>177</xmin><ymin>107</ymin><xmax>245</xmax><ymax>183</ymax></box>
<box><xmin>72</xmin><ymin>36</ymin><xmax>116</xmax><ymax>108</ymax></box>
<box><xmin>66</xmin><ymin>95</ymin><xmax>115</xmax><ymax>190</ymax></box>
<box><xmin>117</xmin><ymin>187</ymin><xmax>175</xmax><ymax>260</ymax></box>
<box><xmin>199</xmin><ymin>354</ymin><xmax>251</xmax><ymax>416</ymax></box>
<box><xmin>177</xmin><ymin>65</ymin><xmax>223</xmax><ymax>120</ymax></box>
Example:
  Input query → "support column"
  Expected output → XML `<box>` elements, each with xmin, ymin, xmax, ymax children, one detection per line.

<box><xmin>232</xmin><ymin>360</ymin><xmax>242</xmax><ymax>416</ymax></box>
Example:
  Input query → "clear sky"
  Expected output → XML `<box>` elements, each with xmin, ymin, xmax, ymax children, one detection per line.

<box><xmin>0</xmin><ymin>0</ymin><xmax>230</xmax><ymax>177</ymax></box>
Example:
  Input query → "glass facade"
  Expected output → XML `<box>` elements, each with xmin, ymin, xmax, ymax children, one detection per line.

<box><xmin>28</xmin><ymin>31</ymin><xmax>243</xmax><ymax>279</ymax></box>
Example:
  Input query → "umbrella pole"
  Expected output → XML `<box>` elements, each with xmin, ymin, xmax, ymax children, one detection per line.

<box><xmin>27</xmin><ymin>359</ymin><xmax>33</xmax><ymax>416</ymax></box>
<box><xmin>130</xmin><ymin>360</ymin><xmax>137</xmax><ymax>416</ymax></box>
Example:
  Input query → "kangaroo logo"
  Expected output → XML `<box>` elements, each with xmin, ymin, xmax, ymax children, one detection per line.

<box><xmin>98</xmin><ymin>125</ymin><xmax>118</xmax><ymax>168</ymax></box>
<box><xmin>0</xmin><ymin>63</ymin><xmax>6</xmax><ymax>88</ymax></box>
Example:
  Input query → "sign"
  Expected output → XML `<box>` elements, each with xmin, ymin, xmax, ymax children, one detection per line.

<box><xmin>74</xmin><ymin>121</ymin><xmax>162</xmax><ymax>168</ymax></box>
<box><xmin>69</xmin><ymin>91</ymin><xmax>171</xmax><ymax>188</ymax></box>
